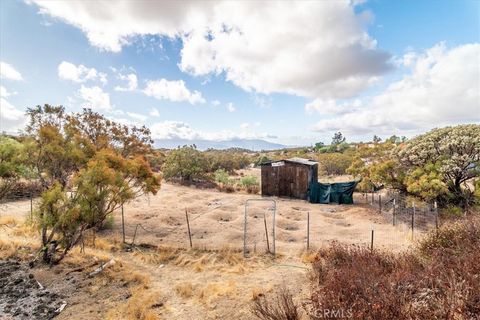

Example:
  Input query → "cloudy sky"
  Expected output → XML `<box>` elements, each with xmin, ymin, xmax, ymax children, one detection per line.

<box><xmin>0</xmin><ymin>0</ymin><xmax>479</xmax><ymax>145</ymax></box>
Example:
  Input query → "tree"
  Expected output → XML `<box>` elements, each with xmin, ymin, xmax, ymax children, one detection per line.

<box><xmin>373</xmin><ymin>135</ymin><xmax>382</xmax><ymax>144</ymax></box>
<box><xmin>0</xmin><ymin>136</ymin><xmax>29</xmax><ymax>199</ymax></box>
<box><xmin>331</xmin><ymin>132</ymin><xmax>346</xmax><ymax>145</ymax></box>
<box><xmin>396</xmin><ymin>124</ymin><xmax>480</xmax><ymax>206</ymax></box>
<box><xmin>27</xmin><ymin>105</ymin><xmax>160</xmax><ymax>264</ymax></box>
<box><xmin>162</xmin><ymin>145</ymin><xmax>208</xmax><ymax>181</ymax></box>
<box><xmin>318</xmin><ymin>153</ymin><xmax>353</xmax><ymax>176</ymax></box>
<box><xmin>313</xmin><ymin>142</ymin><xmax>325</xmax><ymax>152</ymax></box>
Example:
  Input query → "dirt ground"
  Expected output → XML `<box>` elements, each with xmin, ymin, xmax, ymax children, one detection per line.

<box><xmin>0</xmin><ymin>169</ymin><xmax>424</xmax><ymax>319</ymax></box>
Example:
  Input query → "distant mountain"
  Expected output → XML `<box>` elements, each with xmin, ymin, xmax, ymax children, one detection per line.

<box><xmin>154</xmin><ymin>138</ymin><xmax>286</xmax><ymax>151</ymax></box>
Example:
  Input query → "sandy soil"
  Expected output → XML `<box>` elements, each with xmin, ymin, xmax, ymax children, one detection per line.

<box><xmin>0</xmin><ymin>169</ymin><xmax>426</xmax><ymax>319</ymax></box>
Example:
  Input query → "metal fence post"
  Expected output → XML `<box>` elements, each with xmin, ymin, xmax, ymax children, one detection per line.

<box><xmin>371</xmin><ymin>189</ymin><xmax>374</xmax><ymax>205</ymax></box>
<box><xmin>30</xmin><ymin>193</ymin><xmax>33</xmax><ymax>220</ymax></box>
<box><xmin>434</xmin><ymin>201</ymin><xmax>438</xmax><ymax>230</ymax></box>
<box><xmin>121</xmin><ymin>204</ymin><xmax>126</xmax><ymax>243</ymax></box>
<box><xmin>393</xmin><ymin>198</ymin><xmax>396</xmax><ymax>226</ymax></box>
<box><xmin>370</xmin><ymin>229</ymin><xmax>374</xmax><ymax>251</ymax></box>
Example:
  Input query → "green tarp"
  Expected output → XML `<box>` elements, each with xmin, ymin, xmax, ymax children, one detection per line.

<box><xmin>308</xmin><ymin>181</ymin><xmax>358</xmax><ymax>204</ymax></box>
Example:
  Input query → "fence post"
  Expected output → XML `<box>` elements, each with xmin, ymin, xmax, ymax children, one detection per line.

<box><xmin>370</xmin><ymin>229</ymin><xmax>374</xmax><ymax>251</ymax></box>
<box><xmin>30</xmin><ymin>193</ymin><xmax>33</xmax><ymax>220</ymax></box>
<box><xmin>263</xmin><ymin>213</ymin><xmax>270</xmax><ymax>253</ymax></box>
<box><xmin>371</xmin><ymin>189</ymin><xmax>374</xmax><ymax>205</ymax></box>
<box><xmin>185</xmin><ymin>208</ymin><xmax>193</xmax><ymax>249</ymax></box>
<box><xmin>121</xmin><ymin>204</ymin><xmax>126</xmax><ymax>243</ymax></box>
<box><xmin>434</xmin><ymin>201</ymin><xmax>438</xmax><ymax>230</ymax></box>
<box><xmin>411</xmin><ymin>202</ymin><xmax>416</xmax><ymax>240</ymax></box>
<box><xmin>378</xmin><ymin>194</ymin><xmax>382</xmax><ymax>214</ymax></box>
<box><xmin>307</xmin><ymin>211</ymin><xmax>310</xmax><ymax>251</ymax></box>
<box><xmin>393</xmin><ymin>199</ymin><xmax>396</xmax><ymax>226</ymax></box>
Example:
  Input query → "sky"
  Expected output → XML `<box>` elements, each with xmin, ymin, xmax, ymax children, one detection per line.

<box><xmin>0</xmin><ymin>0</ymin><xmax>479</xmax><ymax>146</ymax></box>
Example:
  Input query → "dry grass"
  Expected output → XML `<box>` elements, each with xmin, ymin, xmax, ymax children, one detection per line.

<box><xmin>174</xmin><ymin>280</ymin><xmax>237</xmax><ymax>306</ymax></box>
<box><xmin>175</xmin><ymin>282</ymin><xmax>194</xmax><ymax>299</ymax></box>
<box><xmin>197</xmin><ymin>280</ymin><xmax>237</xmax><ymax>305</ymax></box>
<box><xmin>106</xmin><ymin>285</ymin><xmax>163</xmax><ymax>320</ymax></box>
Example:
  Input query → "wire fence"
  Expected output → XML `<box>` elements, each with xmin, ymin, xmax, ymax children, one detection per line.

<box><xmin>1</xmin><ymin>189</ymin><xmax>440</xmax><ymax>256</ymax></box>
<box><xmin>355</xmin><ymin>190</ymin><xmax>440</xmax><ymax>247</ymax></box>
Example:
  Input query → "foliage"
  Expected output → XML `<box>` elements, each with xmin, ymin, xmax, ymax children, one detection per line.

<box><xmin>205</xmin><ymin>151</ymin><xmax>251</xmax><ymax>173</ymax></box>
<box><xmin>251</xmin><ymin>286</ymin><xmax>300</xmax><ymax>320</ymax></box>
<box><xmin>331</xmin><ymin>132</ymin><xmax>346</xmax><ymax>145</ymax></box>
<box><xmin>0</xmin><ymin>136</ymin><xmax>29</xmax><ymax>199</ymax></box>
<box><xmin>404</xmin><ymin>163</ymin><xmax>448</xmax><ymax>201</ymax></box>
<box><xmin>240</xmin><ymin>175</ymin><xmax>259</xmax><ymax>194</ymax></box>
<box><xmin>162</xmin><ymin>145</ymin><xmax>209</xmax><ymax>181</ymax></box>
<box><xmin>214</xmin><ymin>169</ymin><xmax>231</xmax><ymax>185</ymax></box>
<box><xmin>308</xmin><ymin>216</ymin><xmax>480</xmax><ymax>319</ymax></box>
<box><xmin>27</xmin><ymin>105</ymin><xmax>160</xmax><ymax>264</ymax></box>
<box><xmin>397</xmin><ymin>124</ymin><xmax>480</xmax><ymax>207</ymax></box>
<box><xmin>317</xmin><ymin>153</ymin><xmax>353</xmax><ymax>176</ymax></box>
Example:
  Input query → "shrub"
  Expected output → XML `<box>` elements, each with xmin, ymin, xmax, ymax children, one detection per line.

<box><xmin>162</xmin><ymin>145</ymin><xmax>209</xmax><ymax>182</ymax></box>
<box><xmin>214</xmin><ymin>169</ymin><xmax>235</xmax><ymax>192</ymax></box>
<box><xmin>251</xmin><ymin>286</ymin><xmax>300</xmax><ymax>320</ymax></box>
<box><xmin>307</xmin><ymin>217</ymin><xmax>480</xmax><ymax>319</ymax></box>
<box><xmin>241</xmin><ymin>176</ymin><xmax>259</xmax><ymax>194</ymax></box>
<box><xmin>317</xmin><ymin>153</ymin><xmax>353</xmax><ymax>176</ymax></box>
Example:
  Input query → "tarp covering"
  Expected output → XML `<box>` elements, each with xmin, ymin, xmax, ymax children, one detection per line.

<box><xmin>308</xmin><ymin>181</ymin><xmax>358</xmax><ymax>204</ymax></box>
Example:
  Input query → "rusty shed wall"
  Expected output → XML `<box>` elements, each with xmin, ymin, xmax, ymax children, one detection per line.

<box><xmin>261</xmin><ymin>162</ymin><xmax>317</xmax><ymax>199</ymax></box>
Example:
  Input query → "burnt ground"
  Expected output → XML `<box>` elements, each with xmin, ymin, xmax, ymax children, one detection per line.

<box><xmin>0</xmin><ymin>260</ymin><xmax>65</xmax><ymax>320</ymax></box>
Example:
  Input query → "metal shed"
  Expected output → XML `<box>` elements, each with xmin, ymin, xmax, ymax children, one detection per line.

<box><xmin>260</xmin><ymin>157</ymin><xmax>318</xmax><ymax>200</ymax></box>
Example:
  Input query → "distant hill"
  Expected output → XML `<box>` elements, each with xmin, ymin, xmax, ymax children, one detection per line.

<box><xmin>154</xmin><ymin>138</ymin><xmax>286</xmax><ymax>151</ymax></box>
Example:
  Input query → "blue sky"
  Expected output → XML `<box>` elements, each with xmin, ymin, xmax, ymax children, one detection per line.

<box><xmin>1</xmin><ymin>0</ymin><xmax>479</xmax><ymax>146</ymax></box>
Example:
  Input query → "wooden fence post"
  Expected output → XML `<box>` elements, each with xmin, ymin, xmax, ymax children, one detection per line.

<box><xmin>434</xmin><ymin>201</ymin><xmax>438</xmax><ymax>230</ymax></box>
<box><xmin>121</xmin><ymin>204</ymin><xmax>125</xmax><ymax>243</ymax></box>
<box><xmin>307</xmin><ymin>211</ymin><xmax>310</xmax><ymax>251</ymax></box>
<box><xmin>378</xmin><ymin>194</ymin><xmax>382</xmax><ymax>214</ymax></box>
<box><xmin>371</xmin><ymin>189</ymin><xmax>374</xmax><ymax>205</ymax></box>
<box><xmin>185</xmin><ymin>208</ymin><xmax>193</xmax><ymax>249</ymax></box>
<box><xmin>263</xmin><ymin>214</ymin><xmax>270</xmax><ymax>253</ymax></box>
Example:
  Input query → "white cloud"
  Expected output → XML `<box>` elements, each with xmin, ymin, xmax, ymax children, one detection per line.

<box><xmin>305</xmin><ymin>98</ymin><xmax>362</xmax><ymax>115</ymax></box>
<box><xmin>78</xmin><ymin>85</ymin><xmax>111</xmax><ymax>110</ymax></box>
<box><xmin>31</xmin><ymin>1</ymin><xmax>391</xmax><ymax>99</ymax></box>
<box><xmin>0</xmin><ymin>61</ymin><xmax>23</xmax><ymax>81</ymax></box>
<box><xmin>58</xmin><ymin>61</ymin><xmax>107</xmax><ymax>84</ymax></box>
<box><xmin>0</xmin><ymin>98</ymin><xmax>26</xmax><ymax>133</ymax></box>
<box><xmin>149</xmin><ymin>107</ymin><xmax>160</xmax><ymax>117</ymax></box>
<box><xmin>226</xmin><ymin>102</ymin><xmax>235</xmax><ymax>112</ymax></box>
<box><xmin>311</xmin><ymin>43</ymin><xmax>480</xmax><ymax>136</ymax></box>
<box><xmin>0</xmin><ymin>86</ymin><xmax>15</xmax><ymax>98</ymax></box>
<box><xmin>211</xmin><ymin>100</ymin><xmax>221</xmax><ymax>106</ymax></box>
<box><xmin>114</xmin><ymin>73</ymin><xmax>138</xmax><ymax>91</ymax></box>
<box><xmin>126</xmin><ymin>111</ymin><xmax>147</xmax><ymax>122</ymax></box>
<box><xmin>143</xmin><ymin>79</ymin><xmax>205</xmax><ymax>105</ymax></box>
<box><xmin>150</xmin><ymin>120</ymin><xmax>273</xmax><ymax>141</ymax></box>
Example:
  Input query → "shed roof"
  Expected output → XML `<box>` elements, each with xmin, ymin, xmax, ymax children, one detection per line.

<box><xmin>261</xmin><ymin>157</ymin><xmax>318</xmax><ymax>166</ymax></box>
<box><xmin>286</xmin><ymin>157</ymin><xmax>318</xmax><ymax>166</ymax></box>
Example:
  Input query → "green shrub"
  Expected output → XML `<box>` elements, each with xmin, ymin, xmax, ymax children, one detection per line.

<box><xmin>241</xmin><ymin>175</ymin><xmax>259</xmax><ymax>194</ymax></box>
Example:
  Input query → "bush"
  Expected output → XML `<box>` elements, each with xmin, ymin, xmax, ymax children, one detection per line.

<box><xmin>307</xmin><ymin>217</ymin><xmax>480</xmax><ymax>319</ymax></box>
<box><xmin>317</xmin><ymin>153</ymin><xmax>353</xmax><ymax>176</ymax></box>
<box><xmin>251</xmin><ymin>286</ymin><xmax>300</xmax><ymax>320</ymax></box>
<box><xmin>162</xmin><ymin>145</ymin><xmax>209</xmax><ymax>182</ymax></box>
<box><xmin>241</xmin><ymin>176</ymin><xmax>259</xmax><ymax>194</ymax></box>
<box><xmin>214</xmin><ymin>169</ymin><xmax>235</xmax><ymax>192</ymax></box>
